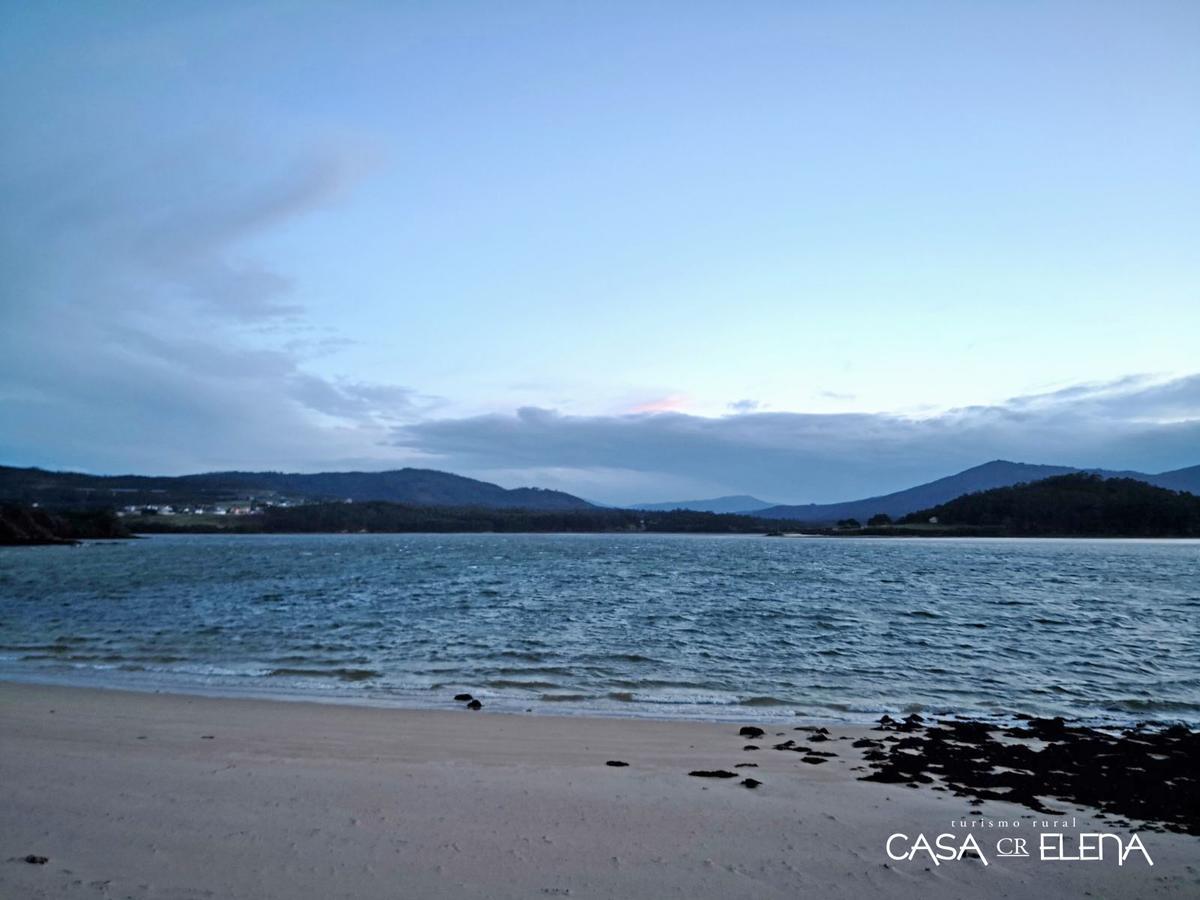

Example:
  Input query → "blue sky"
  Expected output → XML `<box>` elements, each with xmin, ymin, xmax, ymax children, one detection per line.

<box><xmin>1</xmin><ymin>1</ymin><xmax>1197</xmax><ymax>503</ymax></box>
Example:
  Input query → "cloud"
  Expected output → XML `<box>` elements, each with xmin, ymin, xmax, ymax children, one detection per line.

<box><xmin>0</xmin><ymin>134</ymin><xmax>424</xmax><ymax>474</ymax></box>
<box><xmin>391</xmin><ymin>374</ymin><xmax>1200</xmax><ymax>504</ymax></box>
<box><xmin>628</xmin><ymin>394</ymin><xmax>689</xmax><ymax>414</ymax></box>
<box><xmin>3</xmin><ymin>134</ymin><xmax>1193</xmax><ymax>496</ymax></box>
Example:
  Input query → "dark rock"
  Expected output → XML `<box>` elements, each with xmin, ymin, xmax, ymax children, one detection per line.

<box><xmin>876</xmin><ymin>714</ymin><xmax>924</xmax><ymax>733</ymax></box>
<box><xmin>743</xmin><ymin>745</ymin><xmax>759</xmax><ymax>751</ymax></box>
<box><xmin>738</xmin><ymin>726</ymin><xmax>765</xmax><ymax>739</ymax></box>
<box><xmin>741</xmin><ymin>778</ymin><xmax>762</xmax><ymax>789</ymax></box>
<box><xmin>466</xmin><ymin>699</ymin><xmax>482</xmax><ymax>710</ymax></box>
<box><xmin>454</xmin><ymin>693</ymin><xmax>474</xmax><ymax>702</ymax></box>
<box><xmin>857</xmin><ymin>716</ymin><xmax>1200</xmax><ymax>834</ymax></box>
<box><xmin>800</xmin><ymin>756</ymin><xmax>829</xmax><ymax>765</ymax></box>
<box><xmin>734</xmin><ymin>763</ymin><xmax>759</xmax><ymax>768</ymax></box>
<box><xmin>767</xmin><ymin>745</ymin><xmax>812</xmax><ymax>754</ymax></box>
<box><xmin>23</xmin><ymin>855</ymin><xmax>48</xmax><ymax>865</ymax></box>
<box><xmin>689</xmin><ymin>770</ymin><xmax>738</xmax><ymax>778</ymax></box>
<box><xmin>605</xmin><ymin>760</ymin><xmax>629</xmax><ymax>767</ymax></box>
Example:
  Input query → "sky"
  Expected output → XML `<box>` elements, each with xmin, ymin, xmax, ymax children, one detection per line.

<box><xmin>1</xmin><ymin>1</ymin><xmax>1197</xmax><ymax>505</ymax></box>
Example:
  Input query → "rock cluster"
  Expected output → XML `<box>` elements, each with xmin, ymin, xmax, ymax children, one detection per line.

<box><xmin>859</xmin><ymin>714</ymin><xmax>1200</xmax><ymax>835</ymax></box>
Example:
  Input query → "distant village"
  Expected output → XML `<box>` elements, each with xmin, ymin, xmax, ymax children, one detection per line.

<box><xmin>115</xmin><ymin>497</ymin><xmax>323</xmax><ymax>517</ymax></box>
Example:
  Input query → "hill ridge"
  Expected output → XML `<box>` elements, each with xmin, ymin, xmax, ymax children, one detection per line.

<box><xmin>756</xmin><ymin>460</ymin><xmax>1199</xmax><ymax>523</ymax></box>
<box><xmin>0</xmin><ymin>465</ymin><xmax>594</xmax><ymax>512</ymax></box>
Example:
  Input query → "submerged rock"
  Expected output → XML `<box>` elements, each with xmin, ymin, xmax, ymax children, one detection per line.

<box><xmin>454</xmin><ymin>693</ymin><xmax>474</xmax><ymax>702</ymax></box>
<box><xmin>466</xmin><ymin>699</ymin><xmax>482</xmax><ymax>710</ymax></box>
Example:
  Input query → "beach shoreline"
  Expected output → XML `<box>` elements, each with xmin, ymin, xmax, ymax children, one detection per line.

<box><xmin>2</xmin><ymin>681</ymin><xmax>1196</xmax><ymax>899</ymax></box>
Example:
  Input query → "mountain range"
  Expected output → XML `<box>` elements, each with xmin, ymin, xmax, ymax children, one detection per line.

<box><xmin>2</xmin><ymin>459</ymin><xmax>1197</xmax><ymax>521</ymax></box>
<box><xmin>0</xmin><ymin>466</ymin><xmax>594</xmax><ymax>511</ymax></box>
<box><xmin>631</xmin><ymin>461</ymin><xmax>1200</xmax><ymax>522</ymax></box>
<box><xmin>752</xmin><ymin>460</ymin><xmax>1200</xmax><ymax>522</ymax></box>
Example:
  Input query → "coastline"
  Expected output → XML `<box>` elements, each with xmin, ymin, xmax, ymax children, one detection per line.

<box><xmin>3</xmin><ymin>681</ymin><xmax>1196</xmax><ymax>899</ymax></box>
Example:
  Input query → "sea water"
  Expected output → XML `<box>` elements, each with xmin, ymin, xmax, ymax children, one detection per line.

<box><xmin>1</xmin><ymin>533</ymin><xmax>1197</xmax><ymax>724</ymax></box>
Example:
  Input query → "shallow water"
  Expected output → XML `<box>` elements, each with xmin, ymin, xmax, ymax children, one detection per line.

<box><xmin>1</xmin><ymin>533</ymin><xmax>1197</xmax><ymax>724</ymax></box>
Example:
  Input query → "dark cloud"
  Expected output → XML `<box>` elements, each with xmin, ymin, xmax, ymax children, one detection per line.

<box><xmin>727</xmin><ymin>399</ymin><xmax>761</xmax><ymax>413</ymax></box>
<box><xmin>391</xmin><ymin>375</ymin><xmax>1200</xmax><ymax>504</ymax></box>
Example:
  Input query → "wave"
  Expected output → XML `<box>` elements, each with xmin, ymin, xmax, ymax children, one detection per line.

<box><xmin>483</xmin><ymin>679</ymin><xmax>561</xmax><ymax>690</ymax></box>
<box><xmin>1104</xmin><ymin>698</ymin><xmax>1200</xmax><ymax>713</ymax></box>
<box><xmin>266</xmin><ymin>668</ymin><xmax>381</xmax><ymax>682</ymax></box>
<box><xmin>741</xmin><ymin>696</ymin><xmax>793</xmax><ymax>707</ymax></box>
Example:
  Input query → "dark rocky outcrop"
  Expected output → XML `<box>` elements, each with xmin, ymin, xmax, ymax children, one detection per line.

<box><xmin>0</xmin><ymin>504</ymin><xmax>130</xmax><ymax>545</ymax></box>
<box><xmin>860</xmin><ymin>715</ymin><xmax>1200</xmax><ymax>835</ymax></box>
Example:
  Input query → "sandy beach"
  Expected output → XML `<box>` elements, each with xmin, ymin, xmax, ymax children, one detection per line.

<box><xmin>2</xmin><ymin>682</ymin><xmax>1196</xmax><ymax>899</ymax></box>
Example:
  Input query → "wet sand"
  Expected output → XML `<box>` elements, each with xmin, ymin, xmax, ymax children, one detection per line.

<box><xmin>2</xmin><ymin>682</ymin><xmax>1197</xmax><ymax>899</ymax></box>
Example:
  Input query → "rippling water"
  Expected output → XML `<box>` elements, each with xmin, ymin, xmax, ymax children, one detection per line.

<box><xmin>1</xmin><ymin>533</ymin><xmax>1198</xmax><ymax>724</ymax></box>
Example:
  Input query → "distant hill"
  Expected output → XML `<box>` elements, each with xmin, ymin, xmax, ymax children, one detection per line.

<box><xmin>631</xmin><ymin>495</ymin><xmax>777</xmax><ymax>514</ymax></box>
<box><xmin>757</xmin><ymin>461</ymin><xmax>1084</xmax><ymax>522</ymax></box>
<box><xmin>1148</xmin><ymin>464</ymin><xmax>1200</xmax><ymax>495</ymax></box>
<box><xmin>755</xmin><ymin>460</ymin><xmax>1193</xmax><ymax>523</ymax></box>
<box><xmin>899</xmin><ymin>473</ymin><xmax>1200</xmax><ymax>537</ymax></box>
<box><xmin>0</xmin><ymin>465</ymin><xmax>594</xmax><ymax>512</ymax></box>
